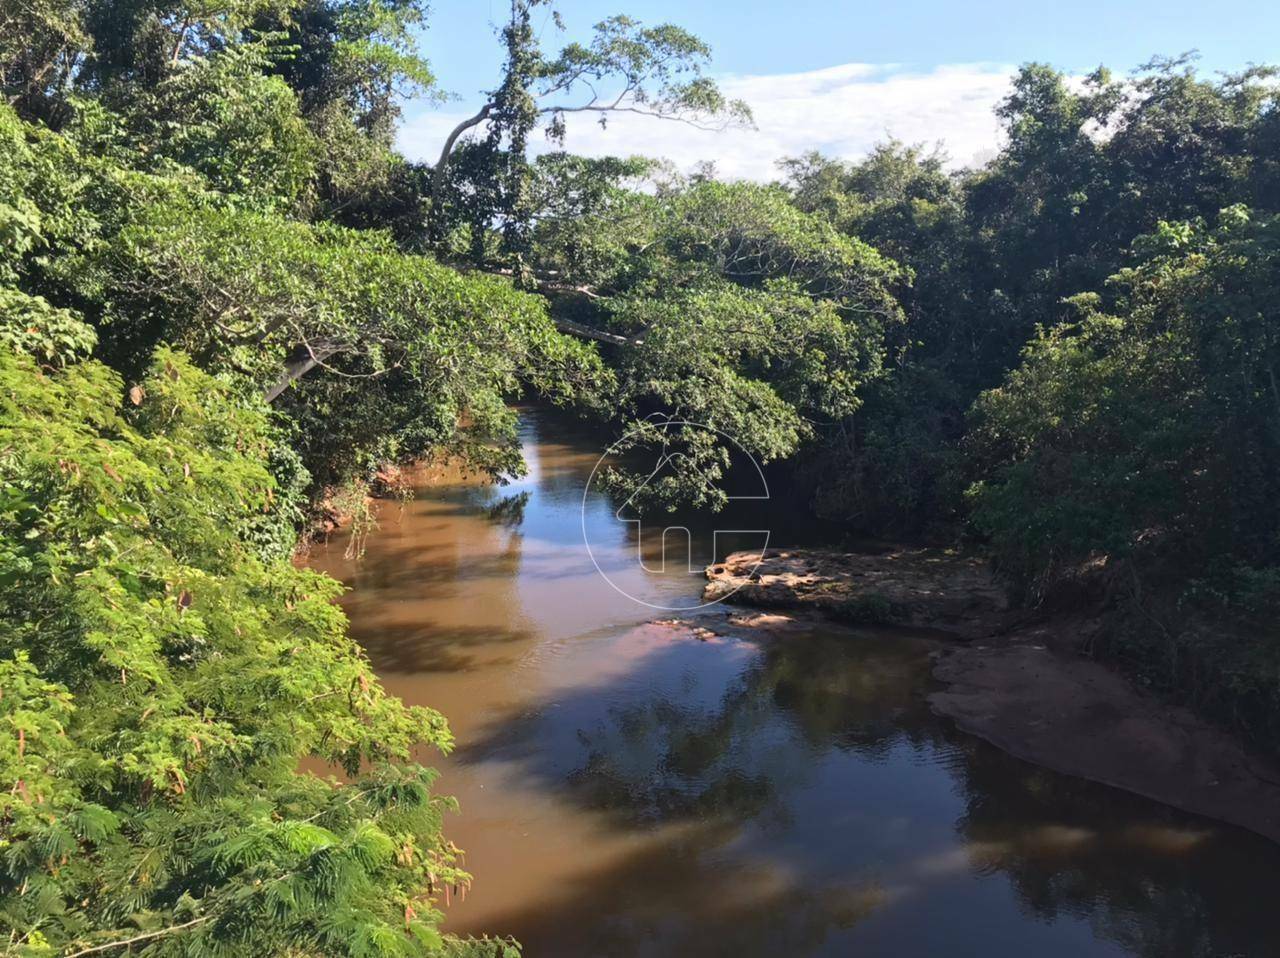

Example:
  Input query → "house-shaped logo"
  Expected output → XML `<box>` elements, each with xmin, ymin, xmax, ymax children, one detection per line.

<box><xmin>582</xmin><ymin>420</ymin><xmax>771</xmax><ymax>610</ymax></box>
<box><xmin>614</xmin><ymin>451</ymin><xmax>769</xmax><ymax>575</ymax></box>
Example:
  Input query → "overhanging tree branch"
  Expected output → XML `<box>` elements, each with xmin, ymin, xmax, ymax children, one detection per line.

<box><xmin>64</xmin><ymin>916</ymin><xmax>213</xmax><ymax>957</ymax></box>
<box><xmin>427</xmin><ymin>4</ymin><xmax>751</xmax><ymax>202</ymax></box>
<box><xmin>263</xmin><ymin>339</ymin><xmax>348</xmax><ymax>403</ymax></box>
<box><xmin>430</xmin><ymin>102</ymin><xmax>492</xmax><ymax>201</ymax></box>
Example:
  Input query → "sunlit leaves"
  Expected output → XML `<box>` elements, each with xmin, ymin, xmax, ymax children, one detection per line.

<box><xmin>969</xmin><ymin>210</ymin><xmax>1280</xmax><ymax>596</ymax></box>
<box><xmin>0</xmin><ymin>349</ymin><xmax>468</xmax><ymax>955</ymax></box>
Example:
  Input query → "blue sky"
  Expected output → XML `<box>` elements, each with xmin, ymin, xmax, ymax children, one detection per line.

<box><xmin>399</xmin><ymin>0</ymin><xmax>1280</xmax><ymax>178</ymax></box>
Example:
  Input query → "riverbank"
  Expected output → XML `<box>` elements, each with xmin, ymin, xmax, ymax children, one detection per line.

<box><xmin>699</xmin><ymin>549</ymin><xmax>1280</xmax><ymax>845</ymax></box>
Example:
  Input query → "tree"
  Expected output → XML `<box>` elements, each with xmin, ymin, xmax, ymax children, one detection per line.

<box><xmin>777</xmin><ymin>59</ymin><xmax>1280</xmax><ymax>535</ymax></box>
<box><xmin>0</xmin><ymin>98</ymin><xmax>603</xmax><ymax>498</ymax></box>
<box><xmin>265</xmin><ymin>0</ymin><xmax>436</xmax><ymax>139</ymax></box>
<box><xmin>0</xmin><ymin>0</ymin><xmax>87</xmax><ymax>122</ymax></box>
<box><xmin>68</xmin><ymin>200</ymin><xmax>604</xmax><ymax>489</ymax></box>
<box><xmin>778</xmin><ymin>144</ymin><xmax>972</xmax><ymax>530</ymax></box>
<box><xmin>258</xmin><ymin>0</ymin><xmax>440</xmax><ymax>228</ymax></box>
<box><xmin>102</xmin><ymin>40</ymin><xmax>322</xmax><ymax>209</ymax></box>
<box><xmin>430</xmin><ymin>1</ymin><xmax>750</xmax><ymax>258</ymax></box>
<box><xmin>969</xmin><ymin>206</ymin><xmax>1280</xmax><ymax>594</ymax></box>
<box><xmin>965</xmin><ymin>206</ymin><xmax>1280</xmax><ymax>743</ymax></box>
<box><xmin>79</xmin><ymin>0</ymin><xmax>296</xmax><ymax>91</ymax></box>
<box><xmin>530</xmin><ymin>176</ymin><xmax>905</xmax><ymax>509</ymax></box>
<box><xmin>0</xmin><ymin>344</ymin><xmax>508</xmax><ymax>956</ymax></box>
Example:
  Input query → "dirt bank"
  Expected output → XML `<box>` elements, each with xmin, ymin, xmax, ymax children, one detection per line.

<box><xmin>701</xmin><ymin>549</ymin><xmax>1280</xmax><ymax>845</ymax></box>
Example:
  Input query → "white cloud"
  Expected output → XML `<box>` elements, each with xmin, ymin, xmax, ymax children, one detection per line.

<box><xmin>397</xmin><ymin>62</ymin><xmax>1016</xmax><ymax>181</ymax></box>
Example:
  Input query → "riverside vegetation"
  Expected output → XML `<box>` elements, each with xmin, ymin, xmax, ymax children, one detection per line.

<box><xmin>1</xmin><ymin>0</ymin><xmax>1279</xmax><ymax>953</ymax></box>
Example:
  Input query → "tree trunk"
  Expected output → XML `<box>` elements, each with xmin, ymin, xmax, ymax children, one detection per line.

<box><xmin>264</xmin><ymin>342</ymin><xmax>346</xmax><ymax>403</ymax></box>
<box><xmin>553</xmin><ymin>317</ymin><xmax>635</xmax><ymax>347</ymax></box>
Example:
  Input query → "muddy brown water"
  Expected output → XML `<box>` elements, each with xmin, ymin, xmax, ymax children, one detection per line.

<box><xmin>307</xmin><ymin>408</ymin><xmax>1280</xmax><ymax>957</ymax></box>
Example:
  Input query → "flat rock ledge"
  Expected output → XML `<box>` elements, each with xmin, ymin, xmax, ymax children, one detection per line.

<box><xmin>703</xmin><ymin>548</ymin><xmax>1012</xmax><ymax>639</ymax></box>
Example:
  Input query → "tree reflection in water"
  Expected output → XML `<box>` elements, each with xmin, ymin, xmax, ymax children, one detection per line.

<box><xmin>460</xmin><ymin>621</ymin><xmax>1280</xmax><ymax>957</ymax></box>
<box><xmin>314</xmin><ymin>411</ymin><xmax>1280</xmax><ymax>955</ymax></box>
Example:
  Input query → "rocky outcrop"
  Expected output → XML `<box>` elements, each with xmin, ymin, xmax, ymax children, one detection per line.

<box><xmin>703</xmin><ymin>548</ymin><xmax>1012</xmax><ymax>638</ymax></box>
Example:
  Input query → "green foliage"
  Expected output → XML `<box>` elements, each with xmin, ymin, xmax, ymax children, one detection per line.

<box><xmin>107</xmin><ymin>40</ymin><xmax>322</xmax><ymax>209</ymax></box>
<box><xmin>539</xmin><ymin>15</ymin><xmax>752</xmax><ymax>130</ymax></box>
<box><xmin>7</xmin><ymin>0</ymin><xmax>1280</xmax><ymax>934</ymax></box>
<box><xmin>784</xmin><ymin>59</ymin><xmax>1280</xmax><ymax>535</ymax></box>
<box><xmin>0</xmin><ymin>287</ymin><xmax>98</xmax><ymax>365</ymax></box>
<box><xmin>81</xmin><ymin>0</ymin><xmax>297</xmax><ymax>90</ymax></box>
<box><xmin>771</xmin><ymin>146</ymin><xmax>971</xmax><ymax>528</ymax></box>
<box><xmin>0</xmin><ymin>102</ymin><xmax>106</xmax><ymax>283</ymax></box>
<box><xmin>603</xmin><ymin>279</ymin><xmax>881</xmax><ymax>506</ymax></box>
<box><xmin>969</xmin><ymin>207</ymin><xmax>1280</xmax><ymax>594</ymax></box>
<box><xmin>768</xmin><ymin>61</ymin><xmax>1280</xmax><ymax>753</ymax></box>
<box><xmin>0</xmin><ymin>1</ymin><xmax>778</xmax><ymax>953</ymax></box>
<box><xmin>0</xmin><ymin>348</ymin><xmax>478</xmax><ymax>955</ymax></box>
<box><xmin>526</xmin><ymin>177</ymin><xmax>904</xmax><ymax>510</ymax></box>
<box><xmin>0</xmin><ymin>0</ymin><xmax>87</xmax><ymax>121</ymax></box>
<box><xmin>261</xmin><ymin>0</ymin><xmax>438</xmax><ymax>226</ymax></box>
<box><xmin>523</xmin><ymin>152</ymin><xmax>657</xmax><ymax>281</ymax></box>
<box><xmin>0</xmin><ymin>97</ymin><xmax>599</xmax><ymax>498</ymax></box>
<box><xmin>431</xmin><ymin>1</ymin><xmax>750</xmax><ymax>260</ymax></box>
<box><xmin>69</xmin><ymin>200</ymin><xmax>603</xmax><ymax>488</ymax></box>
<box><xmin>268</xmin><ymin>0</ymin><xmax>437</xmax><ymax>137</ymax></box>
<box><xmin>964</xmin><ymin>207</ymin><xmax>1280</xmax><ymax>746</ymax></box>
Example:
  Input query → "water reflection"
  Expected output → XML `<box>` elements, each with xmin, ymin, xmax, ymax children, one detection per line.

<box><xmin>308</xmin><ymin>407</ymin><xmax>1280</xmax><ymax>957</ymax></box>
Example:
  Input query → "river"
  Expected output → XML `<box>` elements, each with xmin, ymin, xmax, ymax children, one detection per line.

<box><xmin>307</xmin><ymin>407</ymin><xmax>1280</xmax><ymax>957</ymax></box>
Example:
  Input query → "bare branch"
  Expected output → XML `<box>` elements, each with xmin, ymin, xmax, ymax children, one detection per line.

<box><xmin>431</xmin><ymin>102</ymin><xmax>493</xmax><ymax>198</ymax></box>
<box><xmin>537</xmin><ymin>102</ymin><xmax>736</xmax><ymax>133</ymax></box>
<box><xmin>263</xmin><ymin>340</ymin><xmax>347</xmax><ymax>403</ymax></box>
<box><xmin>64</xmin><ymin>916</ymin><xmax>213</xmax><ymax>958</ymax></box>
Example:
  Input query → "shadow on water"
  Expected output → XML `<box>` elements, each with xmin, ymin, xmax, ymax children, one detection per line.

<box><xmin>455</xmin><ymin>624</ymin><xmax>1280</xmax><ymax>957</ymax></box>
<box><xmin>351</xmin><ymin>619</ymin><xmax>534</xmax><ymax>673</ymax></box>
<box><xmin>310</xmin><ymin>406</ymin><xmax>1280</xmax><ymax>958</ymax></box>
<box><xmin>343</xmin><ymin>549</ymin><xmax>520</xmax><ymax>591</ymax></box>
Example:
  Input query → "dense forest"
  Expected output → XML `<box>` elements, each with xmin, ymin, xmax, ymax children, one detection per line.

<box><xmin>1</xmin><ymin>0</ymin><xmax>1278</xmax><ymax>953</ymax></box>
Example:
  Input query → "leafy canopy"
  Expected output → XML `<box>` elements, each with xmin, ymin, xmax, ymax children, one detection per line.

<box><xmin>0</xmin><ymin>345</ymin><xmax>491</xmax><ymax>956</ymax></box>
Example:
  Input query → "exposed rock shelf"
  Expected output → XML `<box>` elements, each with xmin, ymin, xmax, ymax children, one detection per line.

<box><xmin>703</xmin><ymin>548</ymin><xmax>1013</xmax><ymax>638</ymax></box>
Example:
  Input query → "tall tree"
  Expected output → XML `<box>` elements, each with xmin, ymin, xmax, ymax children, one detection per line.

<box><xmin>430</xmin><ymin>0</ymin><xmax>750</xmax><ymax>260</ymax></box>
